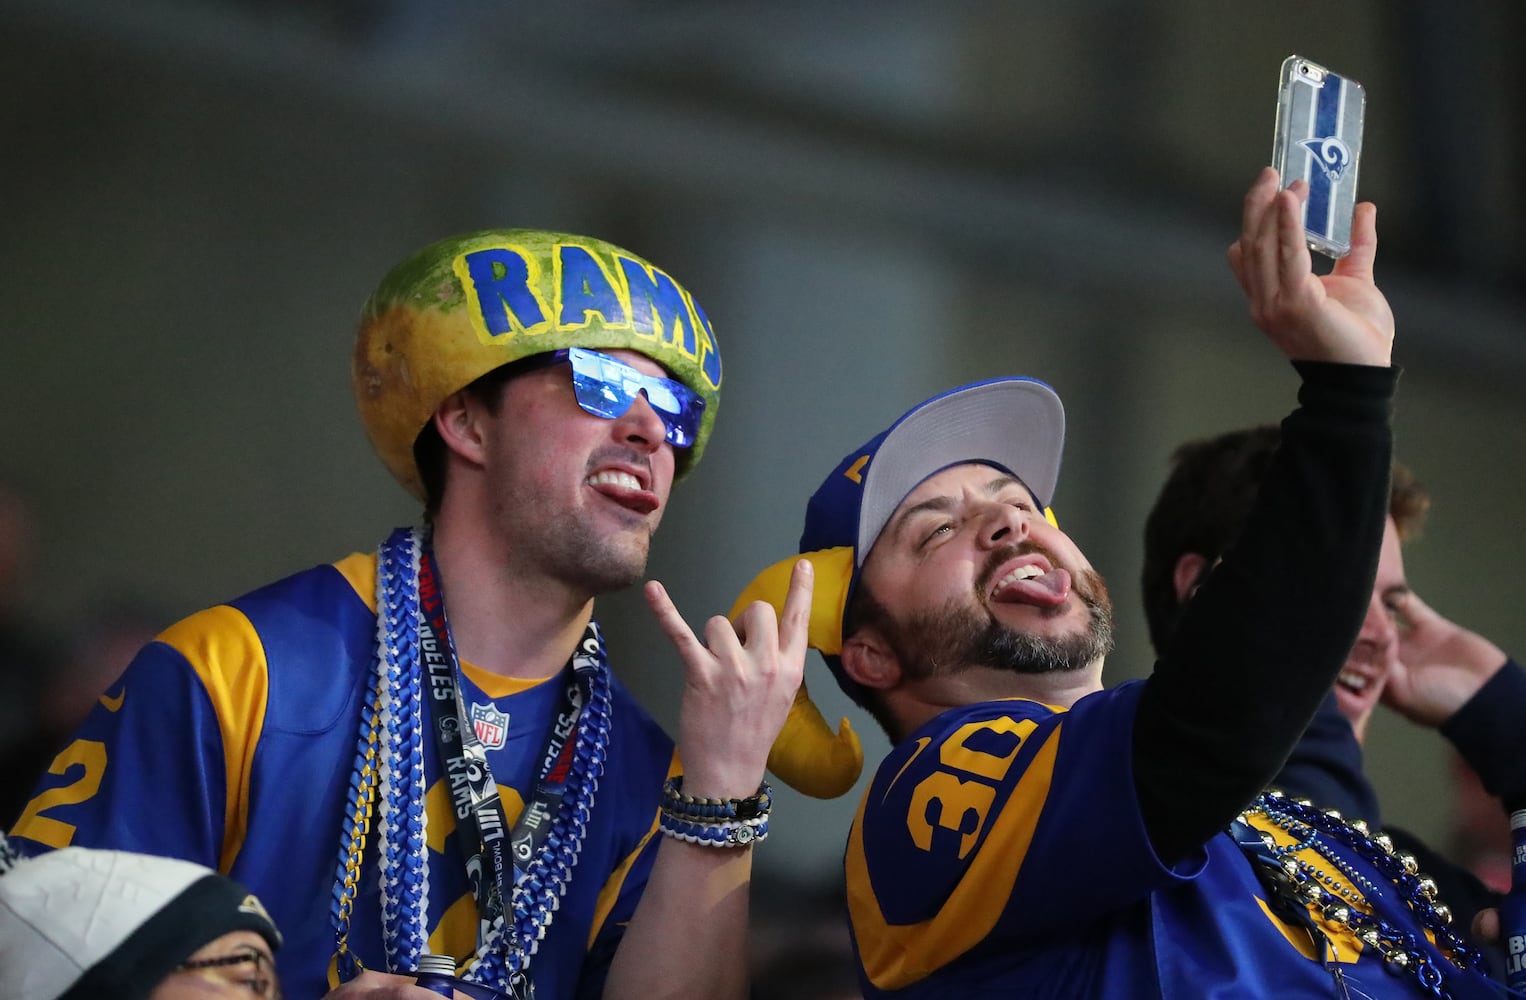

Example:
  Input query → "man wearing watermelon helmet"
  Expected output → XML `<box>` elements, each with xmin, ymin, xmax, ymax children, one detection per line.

<box><xmin>11</xmin><ymin>229</ymin><xmax>813</xmax><ymax>1000</ymax></box>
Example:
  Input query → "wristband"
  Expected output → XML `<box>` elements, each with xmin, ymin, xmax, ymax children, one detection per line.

<box><xmin>658</xmin><ymin>811</ymin><xmax>770</xmax><ymax>847</ymax></box>
<box><xmin>658</xmin><ymin>777</ymin><xmax>773</xmax><ymax>848</ymax></box>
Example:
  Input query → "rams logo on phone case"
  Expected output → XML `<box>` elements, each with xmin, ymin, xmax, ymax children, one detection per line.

<box><xmin>1272</xmin><ymin>55</ymin><xmax>1367</xmax><ymax>259</ymax></box>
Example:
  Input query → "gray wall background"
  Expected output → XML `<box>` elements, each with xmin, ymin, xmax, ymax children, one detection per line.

<box><xmin>3</xmin><ymin>1</ymin><xmax>1524</xmax><ymax>886</ymax></box>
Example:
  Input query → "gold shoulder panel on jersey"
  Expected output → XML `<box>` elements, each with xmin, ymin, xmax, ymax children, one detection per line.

<box><xmin>847</xmin><ymin>721</ymin><xmax>1062</xmax><ymax>991</ymax></box>
<box><xmin>333</xmin><ymin>551</ymin><xmax>379</xmax><ymax>613</ymax></box>
<box><xmin>159</xmin><ymin>604</ymin><xmax>271</xmax><ymax>874</ymax></box>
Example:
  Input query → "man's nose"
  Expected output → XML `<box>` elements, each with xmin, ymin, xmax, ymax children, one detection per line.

<box><xmin>1359</xmin><ymin>593</ymin><xmax>1397</xmax><ymax>648</ymax></box>
<box><xmin>613</xmin><ymin>390</ymin><xmax>666</xmax><ymax>452</ymax></box>
<box><xmin>980</xmin><ymin>503</ymin><xmax>1031</xmax><ymax>548</ymax></box>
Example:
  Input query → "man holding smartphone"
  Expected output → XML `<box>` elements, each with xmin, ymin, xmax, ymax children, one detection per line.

<box><xmin>746</xmin><ymin>168</ymin><xmax>1506</xmax><ymax>998</ymax></box>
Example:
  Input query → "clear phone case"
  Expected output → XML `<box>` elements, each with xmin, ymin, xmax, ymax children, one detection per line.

<box><xmin>1271</xmin><ymin>55</ymin><xmax>1366</xmax><ymax>259</ymax></box>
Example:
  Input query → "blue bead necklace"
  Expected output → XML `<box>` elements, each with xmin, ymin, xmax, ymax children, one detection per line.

<box><xmin>1241</xmin><ymin>790</ymin><xmax>1487</xmax><ymax>997</ymax></box>
<box><xmin>328</xmin><ymin>527</ymin><xmax>612</xmax><ymax>995</ymax></box>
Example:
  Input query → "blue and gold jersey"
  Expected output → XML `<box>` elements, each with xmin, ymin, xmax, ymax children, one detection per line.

<box><xmin>10</xmin><ymin>553</ymin><xmax>675</xmax><ymax>1000</ymax></box>
<box><xmin>846</xmin><ymin>684</ymin><xmax>1498</xmax><ymax>998</ymax></box>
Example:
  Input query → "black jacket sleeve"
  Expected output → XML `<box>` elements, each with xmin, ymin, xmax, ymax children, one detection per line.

<box><xmin>1442</xmin><ymin>657</ymin><xmax>1526</xmax><ymax>813</ymax></box>
<box><xmin>1133</xmin><ymin>362</ymin><xmax>1397</xmax><ymax>864</ymax></box>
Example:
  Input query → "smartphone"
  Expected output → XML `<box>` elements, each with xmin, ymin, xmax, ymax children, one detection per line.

<box><xmin>1271</xmin><ymin>55</ymin><xmax>1366</xmax><ymax>259</ymax></box>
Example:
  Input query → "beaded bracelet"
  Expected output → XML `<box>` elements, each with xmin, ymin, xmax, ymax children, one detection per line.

<box><xmin>659</xmin><ymin>811</ymin><xmax>770</xmax><ymax>847</ymax></box>
<box><xmin>661</xmin><ymin>776</ymin><xmax>773</xmax><ymax>823</ymax></box>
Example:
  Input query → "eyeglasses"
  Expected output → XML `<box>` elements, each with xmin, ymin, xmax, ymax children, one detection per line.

<box><xmin>550</xmin><ymin>348</ymin><xmax>705</xmax><ymax>449</ymax></box>
<box><xmin>174</xmin><ymin>948</ymin><xmax>282</xmax><ymax>999</ymax></box>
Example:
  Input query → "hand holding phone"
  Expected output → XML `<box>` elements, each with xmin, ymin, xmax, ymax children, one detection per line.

<box><xmin>1271</xmin><ymin>55</ymin><xmax>1366</xmax><ymax>259</ymax></box>
<box><xmin>1229</xmin><ymin>168</ymin><xmax>1392</xmax><ymax>368</ymax></box>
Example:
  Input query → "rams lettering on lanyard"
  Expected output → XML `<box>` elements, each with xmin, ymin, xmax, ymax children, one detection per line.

<box><xmin>453</xmin><ymin>243</ymin><xmax>722</xmax><ymax>392</ymax></box>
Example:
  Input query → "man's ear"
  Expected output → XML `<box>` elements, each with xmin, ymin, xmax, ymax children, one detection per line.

<box><xmin>841</xmin><ymin>627</ymin><xmax>902</xmax><ymax>693</ymax></box>
<box><xmin>433</xmin><ymin>390</ymin><xmax>488</xmax><ymax>466</ymax></box>
<box><xmin>1172</xmin><ymin>552</ymin><xmax>1212</xmax><ymax>603</ymax></box>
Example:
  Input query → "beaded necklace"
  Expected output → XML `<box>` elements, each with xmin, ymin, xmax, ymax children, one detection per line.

<box><xmin>329</xmin><ymin>527</ymin><xmax>612</xmax><ymax>996</ymax></box>
<box><xmin>1236</xmin><ymin>789</ymin><xmax>1487</xmax><ymax>997</ymax></box>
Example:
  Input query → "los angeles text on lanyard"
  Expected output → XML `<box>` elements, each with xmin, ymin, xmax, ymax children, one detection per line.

<box><xmin>416</xmin><ymin>549</ymin><xmax>596</xmax><ymax>966</ymax></box>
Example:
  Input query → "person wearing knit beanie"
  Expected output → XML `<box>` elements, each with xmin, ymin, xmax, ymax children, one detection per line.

<box><xmin>0</xmin><ymin>839</ymin><xmax>283</xmax><ymax>1000</ymax></box>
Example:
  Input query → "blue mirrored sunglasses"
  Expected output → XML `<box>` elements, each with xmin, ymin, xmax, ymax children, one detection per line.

<box><xmin>547</xmin><ymin>347</ymin><xmax>705</xmax><ymax>448</ymax></box>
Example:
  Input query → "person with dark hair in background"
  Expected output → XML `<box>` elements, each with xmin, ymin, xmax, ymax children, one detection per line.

<box><xmin>1141</xmin><ymin>424</ymin><xmax>1526</xmax><ymax>953</ymax></box>
<box><xmin>10</xmin><ymin>230</ymin><xmax>812</xmax><ymax>1000</ymax></box>
<box><xmin>0</xmin><ymin>834</ymin><xmax>285</xmax><ymax>1000</ymax></box>
<box><xmin>736</xmin><ymin>169</ymin><xmax>1518</xmax><ymax>997</ymax></box>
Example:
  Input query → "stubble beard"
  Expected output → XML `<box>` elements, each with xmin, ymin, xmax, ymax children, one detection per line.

<box><xmin>541</xmin><ymin>507</ymin><xmax>651</xmax><ymax>594</ymax></box>
<box><xmin>493</xmin><ymin>472</ymin><xmax>655</xmax><ymax>597</ymax></box>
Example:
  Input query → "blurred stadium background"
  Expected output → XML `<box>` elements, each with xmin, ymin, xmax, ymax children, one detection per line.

<box><xmin>2</xmin><ymin>0</ymin><xmax>1523</xmax><ymax>885</ymax></box>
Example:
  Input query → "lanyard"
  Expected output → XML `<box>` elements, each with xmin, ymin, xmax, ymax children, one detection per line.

<box><xmin>333</xmin><ymin>527</ymin><xmax>611</xmax><ymax>998</ymax></box>
<box><xmin>1229</xmin><ymin>817</ymin><xmax>1344</xmax><ymax>980</ymax></box>
<box><xmin>417</xmin><ymin>549</ymin><xmax>593</xmax><ymax>929</ymax></box>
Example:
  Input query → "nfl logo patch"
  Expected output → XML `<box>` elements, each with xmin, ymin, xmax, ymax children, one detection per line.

<box><xmin>470</xmin><ymin>702</ymin><xmax>510</xmax><ymax>751</ymax></box>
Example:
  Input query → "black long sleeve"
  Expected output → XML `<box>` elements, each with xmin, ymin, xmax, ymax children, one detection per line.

<box><xmin>1134</xmin><ymin>362</ymin><xmax>1397</xmax><ymax>864</ymax></box>
<box><xmin>1443</xmin><ymin>657</ymin><xmax>1526</xmax><ymax>812</ymax></box>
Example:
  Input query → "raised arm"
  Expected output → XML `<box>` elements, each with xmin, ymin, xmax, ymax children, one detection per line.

<box><xmin>602</xmin><ymin>561</ymin><xmax>812</xmax><ymax>1000</ymax></box>
<box><xmin>1384</xmin><ymin>591</ymin><xmax>1508</xmax><ymax>726</ymax></box>
<box><xmin>1227</xmin><ymin>167</ymin><xmax>1393</xmax><ymax>367</ymax></box>
<box><xmin>1134</xmin><ymin>168</ymin><xmax>1397</xmax><ymax>863</ymax></box>
<box><xmin>1385</xmin><ymin>592</ymin><xmax>1526</xmax><ymax>814</ymax></box>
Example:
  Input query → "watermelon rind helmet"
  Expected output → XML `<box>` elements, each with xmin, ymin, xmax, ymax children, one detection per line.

<box><xmin>353</xmin><ymin>228</ymin><xmax>723</xmax><ymax>501</ymax></box>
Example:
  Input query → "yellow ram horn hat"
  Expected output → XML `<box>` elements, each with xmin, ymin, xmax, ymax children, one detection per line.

<box><xmin>729</xmin><ymin>548</ymin><xmax>863</xmax><ymax>799</ymax></box>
